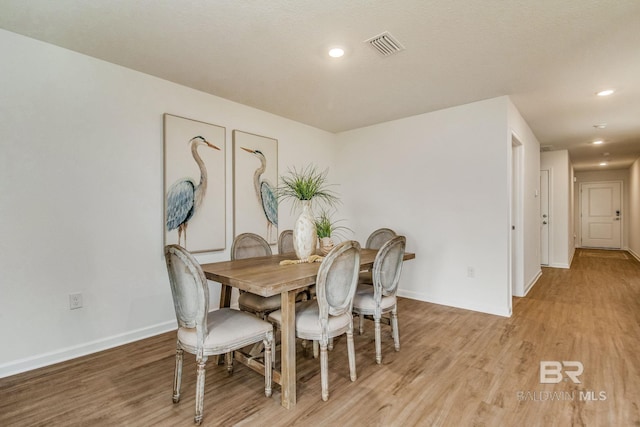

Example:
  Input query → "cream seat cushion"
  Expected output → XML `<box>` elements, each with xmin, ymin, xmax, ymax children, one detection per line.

<box><xmin>351</xmin><ymin>284</ymin><xmax>397</xmax><ymax>312</ymax></box>
<box><xmin>177</xmin><ymin>308</ymin><xmax>273</xmax><ymax>355</ymax></box>
<box><xmin>269</xmin><ymin>300</ymin><xmax>352</xmax><ymax>339</ymax></box>
<box><xmin>238</xmin><ymin>293</ymin><xmax>282</xmax><ymax>312</ymax></box>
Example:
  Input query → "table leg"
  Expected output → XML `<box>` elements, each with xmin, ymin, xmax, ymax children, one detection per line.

<box><xmin>280</xmin><ymin>290</ymin><xmax>297</xmax><ymax>408</ymax></box>
<box><xmin>219</xmin><ymin>284</ymin><xmax>232</xmax><ymax>308</ymax></box>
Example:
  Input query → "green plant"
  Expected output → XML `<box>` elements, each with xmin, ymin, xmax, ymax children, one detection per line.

<box><xmin>278</xmin><ymin>164</ymin><xmax>340</xmax><ymax>209</ymax></box>
<box><xmin>315</xmin><ymin>209</ymin><xmax>352</xmax><ymax>239</ymax></box>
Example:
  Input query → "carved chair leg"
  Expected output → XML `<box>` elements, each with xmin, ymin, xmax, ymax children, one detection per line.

<box><xmin>194</xmin><ymin>357</ymin><xmax>208</xmax><ymax>425</ymax></box>
<box><xmin>173</xmin><ymin>346</ymin><xmax>183</xmax><ymax>403</ymax></box>
<box><xmin>320</xmin><ymin>342</ymin><xmax>329</xmax><ymax>401</ymax></box>
<box><xmin>264</xmin><ymin>335</ymin><xmax>273</xmax><ymax>397</ymax></box>
<box><xmin>225</xmin><ymin>351</ymin><xmax>234</xmax><ymax>374</ymax></box>
<box><xmin>359</xmin><ymin>312</ymin><xmax>364</xmax><ymax>335</ymax></box>
<box><xmin>391</xmin><ymin>306</ymin><xmax>400</xmax><ymax>351</ymax></box>
<box><xmin>347</xmin><ymin>326</ymin><xmax>357</xmax><ymax>381</ymax></box>
<box><xmin>374</xmin><ymin>317</ymin><xmax>382</xmax><ymax>364</ymax></box>
<box><xmin>313</xmin><ymin>340</ymin><xmax>319</xmax><ymax>359</ymax></box>
<box><xmin>328</xmin><ymin>337</ymin><xmax>334</xmax><ymax>351</ymax></box>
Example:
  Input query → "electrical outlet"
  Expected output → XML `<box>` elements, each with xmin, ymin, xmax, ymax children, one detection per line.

<box><xmin>467</xmin><ymin>267</ymin><xmax>475</xmax><ymax>278</ymax></box>
<box><xmin>69</xmin><ymin>293</ymin><xmax>83</xmax><ymax>310</ymax></box>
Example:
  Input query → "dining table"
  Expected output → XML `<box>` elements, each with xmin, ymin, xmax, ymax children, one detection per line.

<box><xmin>200</xmin><ymin>248</ymin><xmax>415</xmax><ymax>409</ymax></box>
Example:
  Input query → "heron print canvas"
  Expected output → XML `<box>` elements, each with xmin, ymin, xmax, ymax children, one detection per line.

<box><xmin>164</xmin><ymin>114</ymin><xmax>226</xmax><ymax>252</ymax></box>
<box><xmin>233</xmin><ymin>131</ymin><xmax>278</xmax><ymax>245</ymax></box>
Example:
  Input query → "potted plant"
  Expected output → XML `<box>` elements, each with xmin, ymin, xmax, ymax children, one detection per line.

<box><xmin>278</xmin><ymin>165</ymin><xmax>339</xmax><ymax>261</ymax></box>
<box><xmin>315</xmin><ymin>209</ymin><xmax>352</xmax><ymax>255</ymax></box>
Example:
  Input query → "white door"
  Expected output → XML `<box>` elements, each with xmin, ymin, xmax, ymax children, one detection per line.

<box><xmin>540</xmin><ymin>170</ymin><xmax>550</xmax><ymax>265</ymax></box>
<box><xmin>580</xmin><ymin>182</ymin><xmax>622</xmax><ymax>249</ymax></box>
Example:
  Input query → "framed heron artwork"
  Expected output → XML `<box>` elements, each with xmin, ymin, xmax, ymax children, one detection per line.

<box><xmin>232</xmin><ymin>130</ymin><xmax>278</xmax><ymax>245</ymax></box>
<box><xmin>163</xmin><ymin>114</ymin><xmax>226</xmax><ymax>252</ymax></box>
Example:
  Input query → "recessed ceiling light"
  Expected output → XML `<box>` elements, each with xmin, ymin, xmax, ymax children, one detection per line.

<box><xmin>593</xmin><ymin>123</ymin><xmax>607</xmax><ymax>129</ymax></box>
<box><xmin>328</xmin><ymin>48</ymin><xmax>344</xmax><ymax>58</ymax></box>
<box><xmin>599</xmin><ymin>162</ymin><xmax>608</xmax><ymax>166</ymax></box>
<box><xmin>593</xmin><ymin>139</ymin><xmax>604</xmax><ymax>145</ymax></box>
<box><xmin>596</xmin><ymin>89</ymin><xmax>615</xmax><ymax>97</ymax></box>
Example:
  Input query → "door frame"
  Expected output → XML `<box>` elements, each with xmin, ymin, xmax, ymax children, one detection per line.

<box><xmin>509</xmin><ymin>134</ymin><xmax>524</xmax><ymax>301</ymax></box>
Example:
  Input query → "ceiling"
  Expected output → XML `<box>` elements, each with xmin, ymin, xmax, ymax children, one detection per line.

<box><xmin>1</xmin><ymin>0</ymin><xmax>639</xmax><ymax>171</ymax></box>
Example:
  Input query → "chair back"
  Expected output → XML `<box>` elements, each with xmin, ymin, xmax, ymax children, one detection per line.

<box><xmin>373</xmin><ymin>235</ymin><xmax>406</xmax><ymax>299</ymax></box>
<box><xmin>316</xmin><ymin>240</ymin><xmax>361</xmax><ymax>320</ymax></box>
<box><xmin>278</xmin><ymin>229</ymin><xmax>295</xmax><ymax>254</ymax></box>
<box><xmin>164</xmin><ymin>245</ymin><xmax>209</xmax><ymax>338</ymax></box>
<box><xmin>365</xmin><ymin>228</ymin><xmax>397</xmax><ymax>250</ymax></box>
<box><xmin>232</xmin><ymin>233</ymin><xmax>272</xmax><ymax>260</ymax></box>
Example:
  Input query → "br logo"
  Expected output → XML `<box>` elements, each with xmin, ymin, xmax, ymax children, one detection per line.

<box><xmin>540</xmin><ymin>361</ymin><xmax>583</xmax><ymax>384</ymax></box>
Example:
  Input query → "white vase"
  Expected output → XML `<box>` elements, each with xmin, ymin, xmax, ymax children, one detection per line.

<box><xmin>293</xmin><ymin>200</ymin><xmax>317</xmax><ymax>260</ymax></box>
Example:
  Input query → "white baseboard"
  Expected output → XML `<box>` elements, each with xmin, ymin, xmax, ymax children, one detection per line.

<box><xmin>397</xmin><ymin>289</ymin><xmax>511</xmax><ymax>317</ymax></box>
<box><xmin>0</xmin><ymin>320</ymin><xmax>177</xmax><ymax>379</ymax></box>
<box><xmin>627</xmin><ymin>247</ymin><xmax>640</xmax><ymax>262</ymax></box>
<box><xmin>548</xmin><ymin>262</ymin><xmax>570</xmax><ymax>269</ymax></box>
<box><xmin>523</xmin><ymin>270</ymin><xmax>542</xmax><ymax>296</ymax></box>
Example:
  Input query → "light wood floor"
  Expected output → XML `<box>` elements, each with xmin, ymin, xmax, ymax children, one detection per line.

<box><xmin>2</xmin><ymin>248</ymin><xmax>639</xmax><ymax>426</ymax></box>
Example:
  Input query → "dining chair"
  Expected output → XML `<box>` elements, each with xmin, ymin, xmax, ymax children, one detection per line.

<box><xmin>352</xmin><ymin>235</ymin><xmax>406</xmax><ymax>364</ymax></box>
<box><xmin>278</xmin><ymin>229</ymin><xmax>295</xmax><ymax>254</ymax></box>
<box><xmin>359</xmin><ymin>227</ymin><xmax>397</xmax><ymax>285</ymax></box>
<box><xmin>365</xmin><ymin>227</ymin><xmax>398</xmax><ymax>250</ymax></box>
<box><xmin>233</xmin><ymin>233</ymin><xmax>282</xmax><ymax>319</ymax></box>
<box><xmin>164</xmin><ymin>244</ymin><xmax>273</xmax><ymax>425</ymax></box>
<box><xmin>269</xmin><ymin>240</ymin><xmax>361</xmax><ymax>401</ymax></box>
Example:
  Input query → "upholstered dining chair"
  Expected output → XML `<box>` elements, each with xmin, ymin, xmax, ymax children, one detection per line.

<box><xmin>164</xmin><ymin>244</ymin><xmax>273</xmax><ymax>425</ymax></box>
<box><xmin>278</xmin><ymin>229</ymin><xmax>295</xmax><ymax>254</ymax></box>
<box><xmin>352</xmin><ymin>235</ymin><xmax>406</xmax><ymax>364</ymax></box>
<box><xmin>269</xmin><ymin>240</ymin><xmax>361</xmax><ymax>401</ymax></box>
<box><xmin>233</xmin><ymin>233</ymin><xmax>282</xmax><ymax>319</ymax></box>
<box><xmin>359</xmin><ymin>227</ymin><xmax>397</xmax><ymax>285</ymax></box>
<box><xmin>365</xmin><ymin>228</ymin><xmax>398</xmax><ymax>250</ymax></box>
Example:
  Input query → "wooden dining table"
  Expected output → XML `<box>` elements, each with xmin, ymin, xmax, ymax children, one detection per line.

<box><xmin>200</xmin><ymin>248</ymin><xmax>415</xmax><ymax>409</ymax></box>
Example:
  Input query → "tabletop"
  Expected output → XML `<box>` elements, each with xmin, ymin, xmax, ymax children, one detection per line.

<box><xmin>200</xmin><ymin>249</ymin><xmax>415</xmax><ymax>296</ymax></box>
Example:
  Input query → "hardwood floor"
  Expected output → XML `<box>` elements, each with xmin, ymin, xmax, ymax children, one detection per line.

<box><xmin>2</xmin><ymin>248</ymin><xmax>639</xmax><ymax>426</ymax></box>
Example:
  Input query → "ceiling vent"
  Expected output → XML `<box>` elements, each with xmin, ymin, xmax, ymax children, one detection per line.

<box><xmin>365</xmin><ymin>31</ymin><xmax>405</xmax><ymax>57</ymax></box>
<box><xmin>540</xmin><ymin>145</ymin><xmax>554</xmax><ymax>152</ymax></box>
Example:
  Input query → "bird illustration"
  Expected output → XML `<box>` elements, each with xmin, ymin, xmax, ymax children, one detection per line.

<box><xmin>166</xmin><ymin>136</ymin><xmax>221</xmax><ymax>248</ymax></box>
<box><xmin>241</xmin><ymin>147</ymin><xmax>278</xmax><ymax>243</ymax></box>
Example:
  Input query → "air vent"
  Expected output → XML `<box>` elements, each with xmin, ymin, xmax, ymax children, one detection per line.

<box><xmin>540</xmin><ymin>145</ymin><xmax>554</xmax><ymax>152</ymax></box>
<box><xmin>365</xmin><ymin>31</ymin><xmax>405</xmax><ymax>57</ymax></box>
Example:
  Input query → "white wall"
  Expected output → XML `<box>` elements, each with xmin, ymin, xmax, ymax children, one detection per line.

<box><xmin>335</xmin><ymin>96</ymin><xmax>533</xmax><ymax>317</ymax></box>
<box><xmin>540</xmin><ymin>150</ymin><xmax>573</xmax><ymax>268</ymax></box>
<box><xmin>0</xmin><ymin>29</ymin><xmax>337</xmax><ymax>377</ymax></box>
<box><xmin>573</xmin><ymin>169</ymin><xmax>630</xmax><ymax>250</ymax></box>
<box><xmin>629</xmin><ymin>158</ymin><xmax>640</xmax><ymax>260</ymax></box>
<box><xmin>507</xmin><ymin>100</ymin><xmax>542</xmax><ymax>296</ymax></box>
